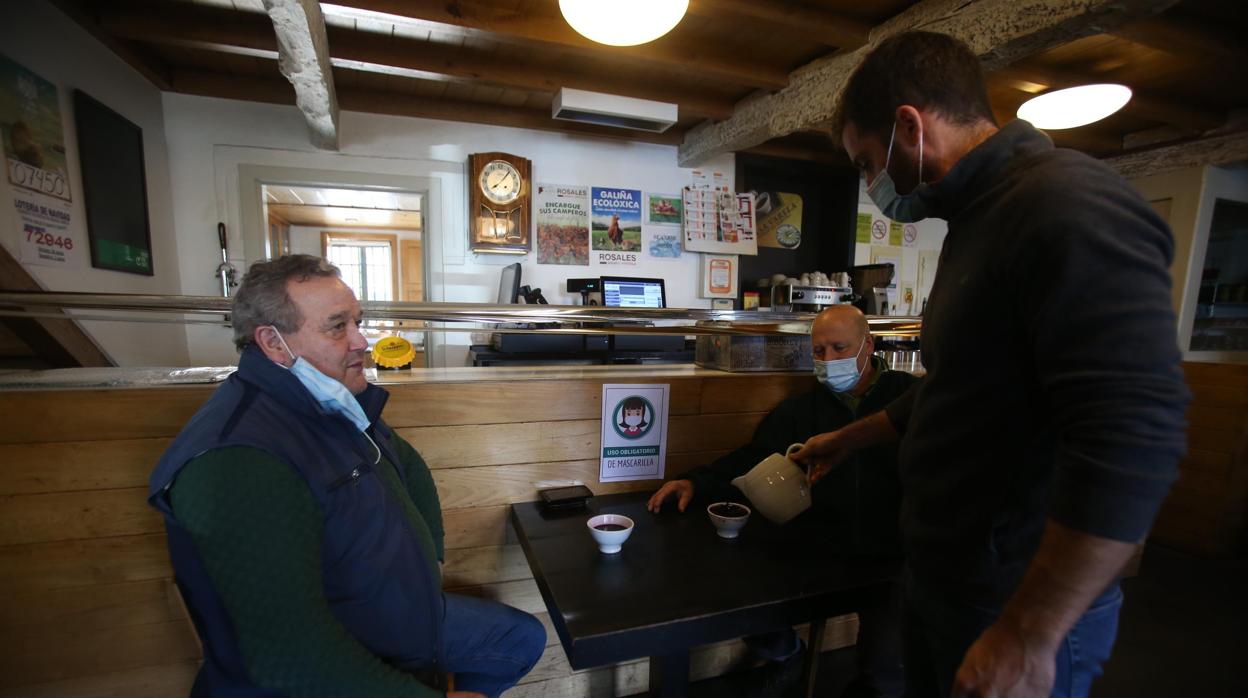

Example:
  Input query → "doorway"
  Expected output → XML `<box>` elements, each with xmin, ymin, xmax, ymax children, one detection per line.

<box><xmin>258</xmin><ymin>181</ymin><xmax>427</xmax><ymax>366</ymax></box>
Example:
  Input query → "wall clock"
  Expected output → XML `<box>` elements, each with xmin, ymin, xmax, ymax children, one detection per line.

<box><xmin>468</xmin><ymin>152</ymin><xmax>531</xmax><ymax>254</ymax></box>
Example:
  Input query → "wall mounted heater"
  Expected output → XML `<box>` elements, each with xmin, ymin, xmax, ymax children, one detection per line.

<box><xmin>552</xmin><ymin>88</ymin><xmax>678</xmax><ymax>133</ymax></box>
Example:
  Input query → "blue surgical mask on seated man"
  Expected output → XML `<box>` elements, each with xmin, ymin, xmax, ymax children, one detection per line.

<box><xmin>269</xmin><ymin>326</ymin><xmax>371</xmax><ymax>432</ymax></box>
<box><xmin>867</xmin><ymin>121</ymin><xmax>931</xmax><ymax>223</ymax></box>
<box><xmin>813</xmin><ymin>335</ymin><xmax>868</xmax><ymax>393</ymax></box>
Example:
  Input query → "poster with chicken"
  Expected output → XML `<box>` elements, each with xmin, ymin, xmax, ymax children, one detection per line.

<box><xmin>591</xmin><ymin>187</ymin><xmax>641</xmax><ymax>253</ymax></box>
<box><xmin>534</xmin><ymin>183</ymin><xmax>589</xmax><ymax>265</ymax></box>
<box><xmin>0</xmin><ymin>53</ymin><xmax>71</xmax><ymax>202</ymax></box>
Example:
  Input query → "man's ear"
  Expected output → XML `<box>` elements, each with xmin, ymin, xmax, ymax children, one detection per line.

<box><xmin>254</xmin><ymin>325</ymin><xmax>293</xmax><ymax>366</ymax></box>
<box><xmin>894</xmin><ymin>105</ymin><xmax>923</xmax><ymax>148</ymax></box>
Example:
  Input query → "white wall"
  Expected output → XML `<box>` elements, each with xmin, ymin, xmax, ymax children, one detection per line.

<box><xmin>0</xmin><ymin>0</ymin><xmax>187</xmax><ymax>365</ymax></box>
<box><xmin>853</xmin><ymin>179</ymin><xmax>948</xmax><ymax>315</ymax></box>
<box><xmin>161</xmin><ymin>93</ymin><xmax>733</xmax><ymax>367</ymax></box>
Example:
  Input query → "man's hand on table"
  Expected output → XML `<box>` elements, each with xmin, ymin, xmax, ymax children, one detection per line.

<box><xmin>647</xmin><ymin>479</ymin><xmax>694</xmax><ymax>513</ymax></box>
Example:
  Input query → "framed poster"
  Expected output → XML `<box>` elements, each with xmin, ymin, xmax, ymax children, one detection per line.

<box><xmin>646</xmin><ymin>193</ymin><xmax>682</xmax><ymax>225</ymax></box>
<box><xmin>0</xmin><ymin>53</ymin><xmax>71</xmax><ymax>202</ymax></box>
<box><xmin>74</xmin><ymin>90</ymin><xmax>153</xmax><ymax>275</ymax></box>
<box><xmin>535</xmin><ymin>183</ymin><xmax>589</xmax><ymax>265</ymax></box>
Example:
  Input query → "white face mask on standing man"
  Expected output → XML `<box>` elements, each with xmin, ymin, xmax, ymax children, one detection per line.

<box><xmin>867</xmin><ymin>121</ymin><xmax>932</xmax><ymax>223</ymax></box>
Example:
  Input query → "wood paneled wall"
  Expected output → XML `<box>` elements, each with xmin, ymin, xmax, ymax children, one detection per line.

<box><xmin>1151</xmin><ymin>362</ymin><xmax>1248</xmax><ymax>557</ymax></box>
<box><xmin>0</xmin><ymin>371</ymin><xmax>862</xmax><ymax>697</ymax></box>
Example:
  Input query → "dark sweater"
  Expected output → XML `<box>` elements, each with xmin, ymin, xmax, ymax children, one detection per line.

<box><xmin>170</xmin><ymin>438</ymin><xmax>445</xmax><ymax>697</ymax></box>
<box><xmin>686</xmin><ymin>358</ymin><xmax>918</xmax><ymax>555</ymax></box>
<box><xmin>885</xmin><ymin>120</ymin><xmax>1191</xmax><ymax>604</ymax></box>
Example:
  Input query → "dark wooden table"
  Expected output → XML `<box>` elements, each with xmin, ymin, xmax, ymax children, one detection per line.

<box><xmin>510</xmin><ymin>491</ymin><xmax>901</xmax><ymax>697</ymax></box>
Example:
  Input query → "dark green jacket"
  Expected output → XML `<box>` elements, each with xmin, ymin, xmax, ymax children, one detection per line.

<box><xmin>686</xmin><ymin>360</ymin><xmax>917</xmax><ymax>555</ymax></box>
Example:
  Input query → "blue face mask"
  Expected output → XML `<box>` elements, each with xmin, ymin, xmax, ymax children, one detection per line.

<box><xmin>813</xmin><ymin>336</ymin><xmax>868</xmax><ymax>393</ymax></box>
<box><xmin>867</xmin><ymin>121</ymin><xmax>930</xmax><ymax>223</ymax></box>
<box><xmin>270</xmin><ymin>327</ymin><xmax>371</xmax><ymax>432</ymax></box>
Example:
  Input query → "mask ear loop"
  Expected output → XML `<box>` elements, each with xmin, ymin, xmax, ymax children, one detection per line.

<box><xmin>268</xmin><ymin>326</ymin><xmax>297</xmax><ymax>365</ymax></box>
<box><xmin>917</xmin><ymin>123</ymin><xmax>924</xmax><ymax>184</ymax></box>
<box><xmin>362</xmin><ymin>430</ymin><xmax>382</xmax><ymax>465</ymax></box>
<box><xmin>883</xmin><ymin>121</ymin><xmax>898</xmax><ymax>173</ymax></box>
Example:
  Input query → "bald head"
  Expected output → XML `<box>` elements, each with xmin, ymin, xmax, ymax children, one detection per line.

<box><xmin>813</xmin><ymin>305</ymin><xmax>869</xmax><ymax>341</ymax></box>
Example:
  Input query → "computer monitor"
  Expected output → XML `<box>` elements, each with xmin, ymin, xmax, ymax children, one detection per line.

<box><xmin>497</xmin><ymin>262</ymin><xmax>522</xmax><ymax>304</ymax></box>
<box><xmin>600</xmin><ymin>276</ymin><xmax>667</xmax><ymax>308</ymax></box>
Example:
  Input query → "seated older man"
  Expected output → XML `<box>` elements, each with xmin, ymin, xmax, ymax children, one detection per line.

<box><xmin>648</xmin><ymin>305</ymin><xmax>916</xmax><ymax>698</ymax></box>
<box><xmin>149</xmin><ymin>255</ymin><xmax>544</xmax><ymax>698</ymax></box>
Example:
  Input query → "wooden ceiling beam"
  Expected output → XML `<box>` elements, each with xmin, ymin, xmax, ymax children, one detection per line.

<box><xmin>170</xmin><ymin>70</ymin><xmax>685</xmax><ymax>146</ymax></box>
<box><xmin>100</xmin><ymin>6</ymin><xmax>737</xmax><ymax>120</ymax></box>
<box><xmin>1112</xmin><ymin>14</ymin><xmax>1248</xmax><ymax>65</ymax></box>
<box><xmin>263</xmin><ymin>0</ymin><xmax>339</xmax><ymax>150</ymax></box>
<box><xmin>1105</xmin><ymin>128</ymin><xmax>1248</xmax><ymax>179</ymax></box>
<box><xmin>47</xmin><ymin>0</ymin><xmax>173</xmax><ymax>89</ymax></box>
<box><xmin>686</xmin><ymin>0</ymin><xmax>870</xmax><ymax>49</ymax></box>
<box><xmin>327</xmin><ymin>0</ymin><xmax>790</xmax><ymax>90</ymax></box>
<box><xmin>677</xmin><ymin>0</ymin><xmax>1180</xmax><ymax>166</ymax></box>
<box><xmin>992</xmin><ymin>65</ymin><xmax>1226</xmax><ymax>133</ymax></box>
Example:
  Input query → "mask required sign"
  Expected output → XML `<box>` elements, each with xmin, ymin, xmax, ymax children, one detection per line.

<box><xmin>599</xmin><ymin>383</ymin><xmax>670</xmax><ymax>482</ymax></box>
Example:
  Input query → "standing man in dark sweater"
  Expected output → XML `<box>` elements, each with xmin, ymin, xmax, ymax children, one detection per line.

<box><xmin>649</xmin><ymin>305</ymin><xmax>917</xmax><ymax>698</ymax></box>
<box><xmin>794</xmin><ymin>32</ymin><xmax>1190</xmax><ymax>698</ymax></box>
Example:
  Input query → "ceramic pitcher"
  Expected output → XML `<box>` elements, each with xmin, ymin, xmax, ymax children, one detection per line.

<box><xmin>730</xmin><ymin>443</ymin><xmax>811</xmax><ymax>524</ymax></box>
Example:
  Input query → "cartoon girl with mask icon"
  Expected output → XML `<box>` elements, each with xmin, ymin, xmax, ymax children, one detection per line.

<box><xmin>618</xmin><ymin>397</ymin><xmax>649</xmax><ymax>437</ymax></box>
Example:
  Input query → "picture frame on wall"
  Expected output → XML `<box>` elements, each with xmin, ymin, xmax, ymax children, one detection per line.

<box><xmin>73</xmin><ymin>90</ymin><xmax>154</xmax><ymax>275</ymax></box>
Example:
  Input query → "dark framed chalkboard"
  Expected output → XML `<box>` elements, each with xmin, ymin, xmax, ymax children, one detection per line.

<box><xmin>73</xmin><ymin>90</ymin><xmax>153</xmax><ymax>275</ymax></box>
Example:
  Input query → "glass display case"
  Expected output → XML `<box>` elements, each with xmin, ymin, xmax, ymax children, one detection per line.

<box><xmin>1190</xmin><ymin>198</ymin><xmax>1248</xmax><ymax>352</ymax></box>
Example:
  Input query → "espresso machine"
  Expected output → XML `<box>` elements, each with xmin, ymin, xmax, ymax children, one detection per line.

<box><xmin>770</xmin><ymin>284</ymin><xmax>855</xmax><ymax>312</ymax></box>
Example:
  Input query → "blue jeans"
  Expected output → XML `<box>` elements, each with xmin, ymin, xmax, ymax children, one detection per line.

<box><xmin>904</xmin><ymin>579</ymin><xmax>1122</xmax><ymax>698</ymax></box>
<box><xmin>441</xmin><ymin>593</ymin><xmax>547</xmax><ymax>698</ymax></box>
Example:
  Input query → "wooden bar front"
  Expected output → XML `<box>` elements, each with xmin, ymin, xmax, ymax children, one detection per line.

<box><xmin>1</xmin><ymin>361</ymin><xmax>1243</xmax><ymax>696</ymax></box>
<box><xmin>0</xmin><ymin>366</ymin><xmax>855</xmax><ymax>697</ymax></box>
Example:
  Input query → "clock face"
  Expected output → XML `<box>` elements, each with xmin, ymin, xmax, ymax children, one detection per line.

<box><xmin>479</xmin><ymin>159</ymin><xmax>522</xmax><ymax>205</ymax></box>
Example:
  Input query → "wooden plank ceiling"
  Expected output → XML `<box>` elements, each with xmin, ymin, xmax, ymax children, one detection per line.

<box><xmin>58</xmin><ymin>0</ymin><xmax>1246</xmax><ymax>163</ymax></box>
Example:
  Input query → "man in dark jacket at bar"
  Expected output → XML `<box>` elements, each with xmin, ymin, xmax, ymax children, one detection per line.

<box><xmin>649</xmin><ymin>304</ymin><xmax>917</xmax><ymax>698</ymax></box>
<box><xmin>149</xmin><ymin>255</ymin><xmax>545</xmax><ymax>698</ymax></box>
<box><xmin>794</xmin><ymin>32</ymin><xmax>1190</xmax><ymax>698</ymax></box>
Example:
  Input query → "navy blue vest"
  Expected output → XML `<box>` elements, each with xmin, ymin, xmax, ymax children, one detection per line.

<box><xmin>149</xmin><ymin>347</ymin><xmax>444</xmax><ymax>696</ymax></box>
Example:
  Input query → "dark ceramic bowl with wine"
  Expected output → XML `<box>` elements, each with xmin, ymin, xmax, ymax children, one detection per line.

<box><xmin>707</xmin><ymin>502</ymin><xmax>751</xmax><ymax>539</ymax></box>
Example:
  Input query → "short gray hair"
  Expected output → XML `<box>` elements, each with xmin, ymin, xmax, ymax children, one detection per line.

<box><xmin>231</xmin><ymin>255</ymin><xmax>340</xmax><ymax>352</ymax></box>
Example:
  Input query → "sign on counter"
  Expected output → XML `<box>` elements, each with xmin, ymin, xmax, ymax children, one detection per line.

<box><xmin>600</xmin><ymin>383</ymin><xmax>670</xmax><ymax>483</ymax></box>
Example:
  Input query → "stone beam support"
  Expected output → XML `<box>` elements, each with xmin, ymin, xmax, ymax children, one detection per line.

<box><xmin>678</xmin><ymin>0</ymin><xmax>1178</xmax><ymax>166</ymax></box>
<box><xmin>1106</xmin><ymin>130</ymin><xmax>1248</xmax><ymax>180</ymax></box>
<box><xmin>264</xmin><ymin>0</ymin><xmax>339</xmax><ymax>150</ymax></box>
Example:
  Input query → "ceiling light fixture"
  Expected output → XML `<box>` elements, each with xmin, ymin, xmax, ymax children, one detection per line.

<box><xmin>559</xmin><ymin>0</ymin><xmax>689</xmax><ymax>47</ymax></box>
<box><xmin>1016</xmin><ymin>83</ymin><xmax>1133</xmax><ymax>130</ymax></box>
